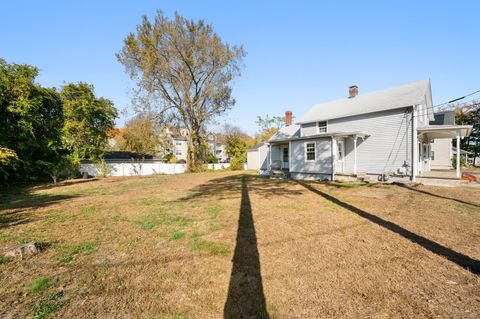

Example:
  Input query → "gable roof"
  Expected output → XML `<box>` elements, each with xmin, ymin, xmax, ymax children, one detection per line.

<box><xmin>248</xmin><ymin>142</ymin><xmax>266</xmax><ymax>151</ymax></box>
<box><xmin>430</xmin><ymin>110</ymin><xmax>455</xmax><ymax>126</ymax></box>
<box><xmin>298</xmin><ymin>79</ymin><xmax>434</xmax><ymax>124</ymax></box>
<box><xmin>268</xmin><ymin>124</ymin><xmax>301</xmax><ymax>142</ymax></box>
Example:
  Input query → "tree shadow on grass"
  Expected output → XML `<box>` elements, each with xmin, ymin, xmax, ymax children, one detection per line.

<box><xmin>176</xmin><ymin>173</ymin><xmax>302</xmax><ymax>202</ymax></box>
<box><xmin>394</xmin><ymin>182</ymin><xmax>480</xmax><ymax>208</ymax></box>
<box><xmin>0</xmin><ymin>191</ymin><xmax>78</xmax><ymax>229</ymax></box>
<box><xmin>223</xmin><ymin>175</ymin><xmax>269</xmax><ymax>318</ymax></box>
<box><xmin>297</xmin><ymin>180</ymin><xmax>480</xmax><ymax>276</ymax></box>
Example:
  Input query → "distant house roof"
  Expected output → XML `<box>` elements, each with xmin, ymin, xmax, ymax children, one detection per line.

<box><xmin>430</xmin><ymin>110</ymin><xmax>455</xmax><ymax>126</ymax></box>
<box><xmin>298</xmin><ymin>79</ymin><xmax>433</xmax><ymax>124</ymax></box>
<box><xmin>172</xmin><ymin>136</ymin><xmax>187</xmax><ymax>141</ymax></box>
<box><xmin>104</xmin><ymin>151</ymin><xmax>153</xmax><ymax>160</ymax></box>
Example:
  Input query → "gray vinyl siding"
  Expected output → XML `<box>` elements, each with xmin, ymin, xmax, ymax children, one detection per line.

<box><xmin>328</xmin><ymin>108</ymin><xmax>413</xmax><ymax>175</ymax></box>
<box><xmin>290</xmin><ymin>138</ymin><xmax>332</xmax><ymax>174</ymax></box>
<box><xmin>259</xmin><ymin>145</ymin><xmax>268</xmax><ymax>170</ymax></box>
<box><xmin>301</xmin><ymin>122</ymin><xmax>317</xmax><ymax>136</ymax></box>
<box><xmin>430</xmin><ymin>138</ymin><xmax>452</xmax><ymax>169</ymax></box>
<box><xmin>247</xmin><ymin>144</ymin><xmax>269</xmax><ymax>170</ymax></box>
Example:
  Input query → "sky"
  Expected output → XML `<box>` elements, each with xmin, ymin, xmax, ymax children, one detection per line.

<box><xmin>1</xmin><ymin>1</ymin><xmax>480</xmax><ymax>135</ymax></box>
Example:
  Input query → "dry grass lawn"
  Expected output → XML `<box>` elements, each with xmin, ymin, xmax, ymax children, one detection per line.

<box><xmin>0</xmin><ymin>171</ymin><xmax>479</xmax><ymax>318</ymax></box>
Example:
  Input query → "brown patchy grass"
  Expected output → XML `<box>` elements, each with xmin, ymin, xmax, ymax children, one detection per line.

<box><xmin>0</xmin><ymin>171</ymin><xmax>479</xmax><ymax>318</ymax></box>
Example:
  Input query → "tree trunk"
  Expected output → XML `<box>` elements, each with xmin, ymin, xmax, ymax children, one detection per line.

<box><xmin>187</xmin><ymin>129</ymin><xmax>203</xmax><ymax>173</ymax></box>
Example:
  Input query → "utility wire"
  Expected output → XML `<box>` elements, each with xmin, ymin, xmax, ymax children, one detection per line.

<box><xmin>433</xmin><ymin>88</ymin><xmax>480</xmax><ymax>108</ymax></box>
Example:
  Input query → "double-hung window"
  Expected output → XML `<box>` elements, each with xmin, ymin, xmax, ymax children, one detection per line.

<box><xmin>305</xmin><ymin>142</ymin><xmax>316</xmax><ymax>161</ymax></box>
<box><xmin>318</xmin><ymin>121</ymin><xmax>327</xmax><ymax>133</ymax></box>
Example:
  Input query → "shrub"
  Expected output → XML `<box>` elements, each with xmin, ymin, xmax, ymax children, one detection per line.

<box><xmin>452</xmin><ymin>155</ymin><xmax>467</xmax><ymax>168</ymax></box>
<box><xmin>229</xmin><ymin>157</ymin><xmax>245</xmax><ymax>170</ymax></box>
<box><xmin>94</xmin><ymin>159</ymin><xmax>111</xmax><ymax>178</ymax></box>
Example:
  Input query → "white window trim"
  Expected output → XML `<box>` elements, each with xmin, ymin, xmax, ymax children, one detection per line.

<box><xmin>304</xmin><ymin>141</ymin><xmax>316</xmax><ymax>162</ymax></box>
<box><xmin>317</xmin><ymin>120</ymin><xmax>328</xmax><ymax>134</ymax></box>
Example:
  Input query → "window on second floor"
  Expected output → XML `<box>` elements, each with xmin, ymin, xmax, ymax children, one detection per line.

<box><xmin>318</xmin><ymin>121</ymin><xmax>327</xmax><ymax>133</ymax></box>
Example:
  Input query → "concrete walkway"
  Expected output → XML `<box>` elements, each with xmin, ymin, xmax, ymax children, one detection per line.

<box><xmin>417</xmin><ymin>169</ymin><xmax>480</xmax><ymax>187</ymax></box>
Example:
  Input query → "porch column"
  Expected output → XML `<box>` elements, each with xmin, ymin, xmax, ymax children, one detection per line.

<box><xmin>288</xmin><ymin>141</ymin><xmax>292</xmax><ymax>171</ymax></box>
<box><xmin>456</xmin><ymin>132</ymin><xmax>461</xmax><ymax>178</ymax></box>
<box><xmin>353</xmin><ymin>136</ymin><xmax>358</xmax><ymax>175</ymax></box>
<box><xmin>419</xmin><ymin>142</ymin><xmax>423</xmax><ymax>175</ymax></box>
<box><xmin>331</xmin><ymin>137</ymin><xmax>337</xmax><ymax>181</ymax></box>
<box><xmin>412</xmin><ymin>105</ymin><xmax>418</xmax><ymax>182</ymax></box>
<box><xmin>427</xmin><ymin>141</ymin><xmax>431</xmax><ymax>172</ymax></box>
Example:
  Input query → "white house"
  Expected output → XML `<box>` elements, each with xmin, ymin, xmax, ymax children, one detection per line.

<box><xmin>263</xmin><ymin>80</ymin><xmax>472</xmax><ymax>181</ymax></box>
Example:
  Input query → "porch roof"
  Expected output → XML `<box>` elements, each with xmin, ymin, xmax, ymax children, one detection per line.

<box><xmin>417</xmin><ymin>125</ymin><xmax>472</xmax><ymax>141</ymax></box>
<box><xmin>267</xmin><ymin>131</ymin><xmax>370</xmax><ymax>144</ymax></box>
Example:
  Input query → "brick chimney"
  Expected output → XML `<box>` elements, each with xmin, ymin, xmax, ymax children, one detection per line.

<box><xmin>348</xmin><ymin>85</ymin><xmax>358</xmax><ymax>98</ymax></box>
<box><xmin>285</xmin><ymin>110</ymin><xmax>292</xmax><ymax>126</ymax></box>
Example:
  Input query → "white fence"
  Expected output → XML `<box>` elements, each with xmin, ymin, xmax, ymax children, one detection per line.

<box><xmin>79</xmin><ymin>161</ymin><xmax>231</xmax><ymax>177</ymax></box>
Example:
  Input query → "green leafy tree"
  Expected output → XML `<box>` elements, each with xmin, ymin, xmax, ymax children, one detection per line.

<box><xmin>0</xmin><ymin>147</ymin><xmax>19</xmax><ymax>182</ymax></box>
<box><xmin>117</xmin><ymin>11</ymin><xmax>246</xmax><ymax>172</ymax></box>
<box><xmin>455</xmin><ymin>102</ymin><xmax>480</xmax><ymax>166</ymax></box>
<box><xmin>224</xmin><ymin>124</ymin><xmax>248</xmax><ymax>170</ymax></box>
<box><xmin>226</xmin><ymin>136</ymin><xmax>247</xmax><ymax>170</ymax></box>
<box><xmin>61</xmin><ymin>82</ymin><xmax>118</xmax><ymax>160</ymax></box>
<box><xmin>0</xmin><ymin>59</ymin><xmax>64</xmax><ymax>183</ymax></box>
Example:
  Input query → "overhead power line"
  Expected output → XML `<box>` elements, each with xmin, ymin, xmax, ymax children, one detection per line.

<box><xmin>434</xmin><ymin>88</ymin><xmax>480</xmax><ymax>108</ymax></box>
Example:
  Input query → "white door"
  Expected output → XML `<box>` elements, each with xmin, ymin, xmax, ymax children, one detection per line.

<box><xmin>336</xmin><ymin>140</ymin><xmax>345</xmax><ymax>173</ymax></box>
<box><xmin>422</xmin><ymin>143</ymin><xmax>431</xmax><ymax>173</ymax></box>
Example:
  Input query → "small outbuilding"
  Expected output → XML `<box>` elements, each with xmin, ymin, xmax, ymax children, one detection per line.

<box><xmin>247</xmin><ymin>142</ymin><xmax>268</xmax><ymax>170</ymax></box>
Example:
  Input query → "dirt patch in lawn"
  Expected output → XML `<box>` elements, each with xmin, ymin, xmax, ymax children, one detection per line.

<box><xmin>1</xmin><ymin>171</ymin><xmax>479</xmax><ymax>318</ymax></box>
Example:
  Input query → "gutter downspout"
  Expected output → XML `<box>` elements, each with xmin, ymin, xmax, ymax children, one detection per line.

<box><xmin>412</xmin><ymin>105</ymin><xmax>418</xmax><ymax>182</ymax></box>
<box><xmin>353</xmin><ymin>136</ymin><xmax>358</xmax><ymax>175</ymax></box>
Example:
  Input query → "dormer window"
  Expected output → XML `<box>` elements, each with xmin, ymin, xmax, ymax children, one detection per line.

<box><xmin>317</xmin><ymin>121</ymin><xmax>328</xmax><ymax>133</ymax></box>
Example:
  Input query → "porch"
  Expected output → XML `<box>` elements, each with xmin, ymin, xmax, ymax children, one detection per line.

<box><xmin>416</xmin><ymin>125</ymin><xmax>472</xmax><ymax>180</ymax></box>
<box><xmin>267</xmin><ymin>132</ymin><xmax>370</xmax><ymax>179</ymax></box>
<box><xmin>266</xmin><ymin>142</ymin><xmax>290</xmax><ymax>178</ymax></box>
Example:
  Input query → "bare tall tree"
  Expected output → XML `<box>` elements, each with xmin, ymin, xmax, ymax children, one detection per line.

<box><xmin>117</xmin><ymin>11</ymin><xmax>246</xmax><ymax>172</ymax></box>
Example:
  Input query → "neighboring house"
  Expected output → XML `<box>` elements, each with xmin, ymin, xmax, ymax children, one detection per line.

<box><xmin>214</xmin><ymin>144</ymin><xmax>229</xmax><ymax>162</ymax></box>
<box><xmin>247</xmin><ymin>142</ymin><xmax>268</xmax><ymax>170</ymax></box>
<box><xmin>165</xmin><ymin>126</ymin><xmax>189</xmax><ymax>163</ymax></box>
<box><xmin>264</xmin><ymin>80</ymin><xmax>472</xmax><ymax>181</ymax></box>
<box><xmin>206</xmin><ymin>133</ymin><xmax>229</xmax><ymax>163</ymax></box>
<box><xmin>172</xmin><ymin>136</ymin><xmax>188</xmax><ymax>163</ymax></box>
<box><xmin>429</xmin><ymin>111</ymin><xmax>455</xmax><ymax>169</ymax></box>
<box><xmin>165</xmin><ymin>127</ymin><xmax>228</xmax><ymax>163</ymax></box>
